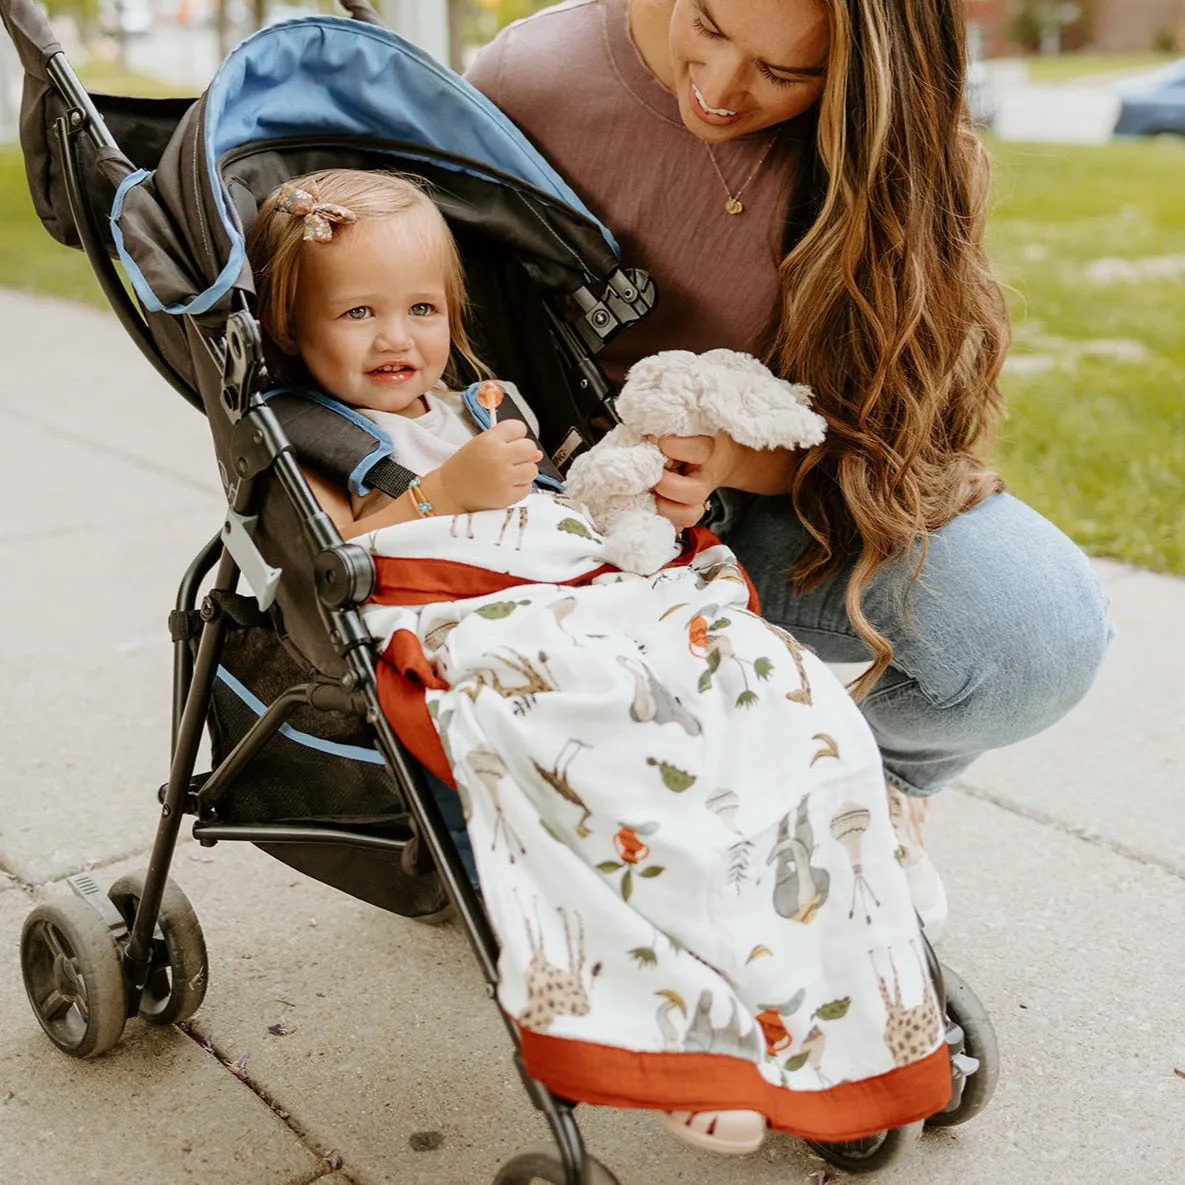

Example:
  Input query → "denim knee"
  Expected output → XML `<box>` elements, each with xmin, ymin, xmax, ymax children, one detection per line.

<box><xmin>866</xmin><ymin>498</ymin><xmax>1114</xmax><ymax>753</ymax></box>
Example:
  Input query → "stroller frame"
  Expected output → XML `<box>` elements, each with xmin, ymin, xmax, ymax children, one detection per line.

<box><xmin>32</xmin><ymin>29</ymin><xmax>639</xmax><ymax>1185</ymax></box>
<box><xmin>11</xmin><ymin>6</ymin><xmax>998</xmax><ymax>1181</ymax></box>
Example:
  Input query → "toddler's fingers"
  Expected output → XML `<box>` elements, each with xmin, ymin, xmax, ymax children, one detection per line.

<box><xmin>490</xmin><ymin>419</ymin><xmax>528</xmax><ymax>441</ymax></box>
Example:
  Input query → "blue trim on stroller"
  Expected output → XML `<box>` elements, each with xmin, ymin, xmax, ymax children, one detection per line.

<box><xmin>215</xmin><ymin>665</ymin><xmax>386</xmax><ymax>765</ymax></box>
<box><xmin>267</xmin><ymin>384</ymin><xmax>566</xmax><ymax>496</ymax></box>
<box><xmin>111</xmin><ymin>17</ymin><xmax>619</xmax><ymax>316</ymax></box>
<box><xmin>262</xmin><ymin>386</ymin><xmax>394</xmax><ymax>496</ymax></box>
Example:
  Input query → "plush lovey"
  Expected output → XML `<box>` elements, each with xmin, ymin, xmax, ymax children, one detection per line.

<box><xmin>565</xmin><ymin>349</ymin><xmax>827</xmax><ymax>574</ymax></box>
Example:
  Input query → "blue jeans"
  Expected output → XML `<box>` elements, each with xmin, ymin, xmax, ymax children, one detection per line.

<box><xmin>724</xmin><ymin>492</ymin><xmax>1114</xmax><ymax>796</ymax></box>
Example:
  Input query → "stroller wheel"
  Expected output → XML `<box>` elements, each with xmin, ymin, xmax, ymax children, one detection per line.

<box><xmin>492</xmin><ymin>1147</ymin><xmax>621</xmax><ymax>1184</ymax></box>
<box><xmin>21</xmin><ymin>896</ymin><xmax>128</xmax><ymax>1058</ymax></box>
<box><xmin>804</xmin><ymin>1120</ymin><xmax>923</xmax><ymax>1173</ymax></box>
<box><xmin>107</xmin><ymin>873</ymin><xmax>209</xmax><ymax>1026</ymax></box>
<box><xmin>925</xmin><ymin>964</ymin><xmax>999</xmax><ymax>1128</ymax></box>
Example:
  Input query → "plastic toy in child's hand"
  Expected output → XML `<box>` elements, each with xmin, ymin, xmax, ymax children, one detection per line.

<box><xmin>564</xmin><ymin>349</ymin><xmax>826</xmax><ymax>575</ymax></box>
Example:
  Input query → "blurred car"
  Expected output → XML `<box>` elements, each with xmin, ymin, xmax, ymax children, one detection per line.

<box><xmin>98</xmin><ymin>0</ymin><xmax>154</xmax><ymax>37</ymax></box>
<box><xmin>966</xmin><ymin>58</ymin><xmax>997</xmax><ymax>131</ymax></box>
<box><xmin>1113</xmin><ymin>57</ymin><xmax>1185</xmax><ymax>137</ymax></box>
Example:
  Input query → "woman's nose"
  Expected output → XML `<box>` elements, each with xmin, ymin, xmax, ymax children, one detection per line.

<box><xmin>696</xmin><ymin>54</ymin><xmax>747</xmax><ymax>110</ymax></box>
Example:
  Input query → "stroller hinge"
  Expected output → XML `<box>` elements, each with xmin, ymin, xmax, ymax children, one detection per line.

<box><xmin>570</xmin><ymin>268</ymin><xmax>656</xmax><ymax>353</ymax></box>
<box><xmin>221</xmin><ymin>310</ymin><xmax>268</xmax><ymax>421</ymax></box>
<box><xmin>221</xmin><ymin>509</ymin><xmax>282</xmax><ymax>611</ymax></box>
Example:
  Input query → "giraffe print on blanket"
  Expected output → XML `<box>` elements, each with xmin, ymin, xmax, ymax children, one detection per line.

<box><xmin>515</xmin><ymin>903</ymin><xmax>592</xmax><ymax>1033</ymax></box>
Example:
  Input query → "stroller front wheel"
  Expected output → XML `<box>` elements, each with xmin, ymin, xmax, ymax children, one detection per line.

<box><xmin>804</xmin><ymin>1119</ymin><xmax>924</xmax><ymax>1173</ymax></box>
<box><xmin>925</xmin><ymin>964</ymin><xmax>999</xmax><ymax>1128</ymax></box>
<box><xmin>21</xmin><ymin>896</ymin><xmax>128</xmax><ymax>1058</ymax></box>
<box><xmin>107</xmin><ymin>873</ymin><xmax>209</xmax><ymax>1026</ymax></box>
<box><xmin>492</xmin><ymin>1147</ymin><xmax>621</xmax><ymax>1184</ymax></box>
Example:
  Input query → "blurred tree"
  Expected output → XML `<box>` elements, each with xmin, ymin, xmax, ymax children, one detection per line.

<box><xmin>1009</xmin><ymin>1</ymin><xmax>1096</xmax><ymax>54</ymax></box>
<box><xmin>42</xmin><ymin>0</ymin><xmax>103</xmax><ymax>49</ymax></box>
<box><xmin>468</xmin><ymin>0</ymin><xmax>551</xmax><ymax>46</ymax></box>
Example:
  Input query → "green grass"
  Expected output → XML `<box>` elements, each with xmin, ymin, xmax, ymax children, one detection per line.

<box><xmin>1</xmin><ymin>123</ymin><xmax>1183</xmax><ymax>571</ymax></box>
<box><xmin>0</xmin><ymin>145</ymin><xmax>103</xmax><ymax>305</ymax></box>
<box><xmin>76</xmin><ymin>56</ymin><xmax>199</xmax><ymax>98</ymax></box>
<box><xmin>0</xmin><ymin>59</ymin><xmax>192</xmax><ymax>306</ymax></box>
<box><xmin>987</xmin><ymin>137</ymin><xmax>1185</xmax><ymax>573</ymax></box>
<box><xmin>1022</xmin><ymin>52</ymin><xmax>1177</xmax><ymax>84</ymax></box>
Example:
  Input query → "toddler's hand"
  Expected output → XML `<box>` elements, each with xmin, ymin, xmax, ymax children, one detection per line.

<box><xmin>438</xmin><ymin>420</ymin><xmax>541</xmax><ymax>512</ymax></box>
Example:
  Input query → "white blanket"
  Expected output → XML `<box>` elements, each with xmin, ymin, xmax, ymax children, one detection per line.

<box><xmin>362</xmin><ymin>492</ymin><xmax>949</xmax><ymax>1139</ymax></box>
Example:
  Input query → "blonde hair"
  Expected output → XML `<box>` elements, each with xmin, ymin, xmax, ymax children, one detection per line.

<box><xmin>761</xmin><ymin>0</ymin><xmax>1008</xmax><ymax>696</ymax></box>
<box><xmin>245</xmin><ymin>168</ymin><xmax>486</xmax><ymax>385</ymax></box>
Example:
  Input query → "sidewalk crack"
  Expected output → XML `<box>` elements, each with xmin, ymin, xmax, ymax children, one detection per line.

<box><xmin>953</xmin><ymin>780</ymin><xmax>1185</xmax><ymax>882</ymax></box>
<box><xmin>178</xmin><ymin>1020</ymin><xmax>359</xmax><ymax>1185</ymax></box>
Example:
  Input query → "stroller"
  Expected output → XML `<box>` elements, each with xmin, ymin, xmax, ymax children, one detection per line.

<box><xmin>3</xmin><ymin>0</ymin><xmax>999</xmax><ymax>1179</ymax></box>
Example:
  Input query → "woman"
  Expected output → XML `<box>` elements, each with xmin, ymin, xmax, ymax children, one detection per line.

<box><xmin>466</xmin><ymin>2</ymin><xmax>1111</xmax><ymax>934</ymax></box>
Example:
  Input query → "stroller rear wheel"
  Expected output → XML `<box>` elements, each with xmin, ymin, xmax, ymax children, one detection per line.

<box><xmin>925</xmin><ymin>964</ymin><xmax>999</xmax><ymax>1128</ymax></box>
<box><xmin>492</xmin><ymin>1147</ymin><xmax>621</xmax><ymax>1185</ymax></box>
<box><xmin>107</xmin><ymin>873</ymin><xmax>209</xmax><ymax>1025</ymax></box>
<box><xmin>804</xmin><ymin>1119</ymin><xmax>924</xmax><ymax>1173</ymax></box>
<box><xmin>20</xmin><ymin>896</ymin><xmax>128</xmax><ymax>1058</ymax></box>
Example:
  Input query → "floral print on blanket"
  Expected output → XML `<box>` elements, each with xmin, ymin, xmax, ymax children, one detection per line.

<box><xmin>361</xmin><ymin>493</ymin><xmax>947</xmax><ymax>1132</ymax></box>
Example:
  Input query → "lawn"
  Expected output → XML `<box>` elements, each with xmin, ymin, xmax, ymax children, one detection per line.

<box><xmin>987</xmin><ymin>137</ymin><xmax>1185</xmax><ymax>574</ymax></box>
<box><xmin>0</xmin><ymin>122</ymin><xmax>1182</xmax><ymax>572</ymax></box>
<box><xmin>1022</xmin><ymin>52</ymin><xmax>1177</xmax><ymax>84</ymax></box>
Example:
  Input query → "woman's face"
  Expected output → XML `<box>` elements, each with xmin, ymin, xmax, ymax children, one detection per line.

<box><xmin>667</xmin><ymin>0</ymin><xmax>829</xmax><ymax>141</ymax></box>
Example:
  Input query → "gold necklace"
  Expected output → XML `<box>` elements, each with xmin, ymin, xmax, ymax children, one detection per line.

<box><xmin>704</xmin><ymin>134</ymin><xmax>779</xmax><ymax>216</ymax></box>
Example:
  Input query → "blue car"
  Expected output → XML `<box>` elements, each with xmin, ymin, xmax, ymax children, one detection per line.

<box><xmin>1113</xmin><ymin>58</ymin><xmax>1185</xmax><ymax>136</ymax></box>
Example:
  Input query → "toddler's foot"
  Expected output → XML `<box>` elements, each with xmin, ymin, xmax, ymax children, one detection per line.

<box><xmin>887</xmin><ymin>783</ymin><xmax>948</xmax><ymax>943</ymax></box>
<box><xmin>658</xmin><ymin>1110</ymin><xmax>765</xmax><ymax>1155</ymax></box>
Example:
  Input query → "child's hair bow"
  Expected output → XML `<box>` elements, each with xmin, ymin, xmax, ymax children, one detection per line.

<box><xmin>273</xmin><ymin>182</ymin><xmax>357</xmax><ymax>242</ymax></box>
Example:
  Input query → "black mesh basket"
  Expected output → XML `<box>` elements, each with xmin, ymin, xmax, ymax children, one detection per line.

<box><xmin>202</xmin><ymin>617</ymin><xmax>449</xmax><ymax>918</ymax></box>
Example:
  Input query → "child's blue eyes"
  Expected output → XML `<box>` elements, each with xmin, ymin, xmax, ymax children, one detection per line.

<box><xmin>342</xmin><ymin>303</ymin><xmax>436</xmax><ymax>320</ymax></box>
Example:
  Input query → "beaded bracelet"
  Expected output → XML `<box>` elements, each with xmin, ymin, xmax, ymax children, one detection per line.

<box><xmin>405</xmin><ymin>476</ymin><xmax>434</xmax><ymax>518</ymax></box>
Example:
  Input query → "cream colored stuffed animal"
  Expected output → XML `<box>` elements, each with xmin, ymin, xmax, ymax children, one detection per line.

<box><xmin>565</xmin><ymin>349</ymin><xmax>826</xmax><ymax>575</ymax></box>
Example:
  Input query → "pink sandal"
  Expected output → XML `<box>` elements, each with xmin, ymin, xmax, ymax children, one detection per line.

<box><xmin>658</xmin><ymin>1109</ymin><xmax>766</xmax><ymax>1155</ymax></box>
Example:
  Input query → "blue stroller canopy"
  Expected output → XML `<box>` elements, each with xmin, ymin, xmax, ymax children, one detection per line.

<box><xmin>111</xmin><ymin>16</ymin><xmax>621</xmax><ymax>316</ymax></box>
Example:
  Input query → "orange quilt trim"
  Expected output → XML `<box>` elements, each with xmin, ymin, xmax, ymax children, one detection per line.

<box><xmin>517</xmin><ymin>1030</ymin><xmax>951</xmax><ymax>1142</ymax></box>
<box><xmin>375</xmin><ymin>629</ymin><xmax>454</xmax><ymax>787</ymax></box>
<box><xmin>370</xmin><ymin>525</ymin><xmax>758</xmax><ymax>611</ymax></box>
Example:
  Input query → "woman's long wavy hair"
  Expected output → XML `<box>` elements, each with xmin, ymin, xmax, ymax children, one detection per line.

<box><xmin>762</xmin><ymin>0</ymin><xmax>1009</xmax><ymax>696</ymax></box>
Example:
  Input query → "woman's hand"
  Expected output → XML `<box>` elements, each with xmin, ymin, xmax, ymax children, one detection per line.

<box><xmin>652</xmin><ymin>432</ymin><xmax>798</xmax><ymax>529</ymax></box>
<box><xmin>436</xmin><ymin>419</ymin><xmax>542</xmax><ymax>512</ymax></box>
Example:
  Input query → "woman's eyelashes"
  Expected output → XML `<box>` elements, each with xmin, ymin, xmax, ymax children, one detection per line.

<box><xmin>757</xmin><ymin>62</ymin><xmax>798</xmax><ymax>88</ymax></box>
<box><xmin>690</xmin><ymin>16</ymin><xmax>799</xmax><ymax>88</ymax></box>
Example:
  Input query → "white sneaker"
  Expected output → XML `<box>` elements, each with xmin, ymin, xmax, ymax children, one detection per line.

<box><xmin>887</xmin><ymin>784</ymin><xmax>948</xmax><ymax>943</ymax></box>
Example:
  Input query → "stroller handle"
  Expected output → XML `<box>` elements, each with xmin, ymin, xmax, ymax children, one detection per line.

<box><xmin>0</xmin><ymin>0</ymin><xmax>63</xmax><ymax>76</ymax></box>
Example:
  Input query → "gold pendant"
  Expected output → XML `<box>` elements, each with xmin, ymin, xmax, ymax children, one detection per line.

<box><xmin>725</xmin><ymin>197</ymin><xmax>744</xmax><ymax>215</ymax></box>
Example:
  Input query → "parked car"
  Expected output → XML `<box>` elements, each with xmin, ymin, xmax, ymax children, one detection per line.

<box><xmin>98</xmin><ymin>0</ymin><xmax>154</xmax><ymax>38</ymax></box>
<box><xmin>1113</xmin><ymin>57</ymin><xmax>1185</xmax><ymax>137</ymax></box>
<box><xmin>966</xmin><ymin>57</ymin><xmax>997</xmax><ymax>131</ymax></box>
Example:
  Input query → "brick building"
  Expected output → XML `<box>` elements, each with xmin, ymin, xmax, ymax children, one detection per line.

<box><xmin>965</xmin><ymin>0</ymin><xmax>1009</xmax><ymax>58</ymax></box>
<box><xmin>1091</xmin><ymin>0</ymin><xmax>1185</xmax><ymax>51</ymax></box>
<box><xmin>966</xmin><ymin>1</ymin><xmax>1185</xmax><ymax>56</ymax></box>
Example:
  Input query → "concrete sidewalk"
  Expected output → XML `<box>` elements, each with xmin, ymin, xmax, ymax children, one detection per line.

<box><xmin>1</xmin><ymin>289</ymin><xmax>1182</xmax><ymax>1185</ymax></box>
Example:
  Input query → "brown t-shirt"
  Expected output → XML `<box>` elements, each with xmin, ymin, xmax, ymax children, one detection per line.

<box><xmin>465</xmin><ymin>0</ymin><xmax>799</xmax><ymax>385</ymax></box>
